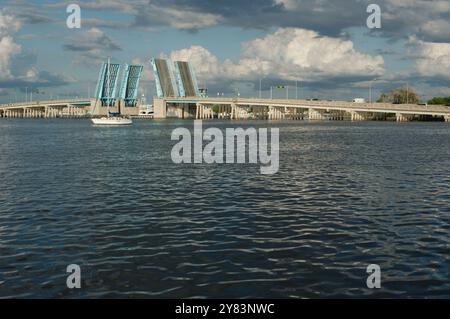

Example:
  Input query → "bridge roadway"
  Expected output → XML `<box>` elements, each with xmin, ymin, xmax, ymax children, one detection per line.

<box><xmin>155</xmin><ymin>97</ymin><xmax>450</xmax><ymax>122</ymax></box>
<box><xmin>1</xmin><ymin>97</ymin><xmax>449</xmax><ymax>122</ymax></box>
<box><xmin>0</xmin><ymin>98</ymin><xmax>140</xmax><ymax>118</ymax></box>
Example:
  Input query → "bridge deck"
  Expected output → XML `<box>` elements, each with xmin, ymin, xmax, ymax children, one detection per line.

<box><xmin>163</xmin><ymin>97</ymin><xmax>450</xmax><ymax>116</ymax></box>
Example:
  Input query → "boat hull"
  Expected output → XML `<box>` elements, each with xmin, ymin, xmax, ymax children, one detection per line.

<box><xmin>91</xmin><ymin>117</ymin><xmax>133</xmax><ymax>125</ymax></box>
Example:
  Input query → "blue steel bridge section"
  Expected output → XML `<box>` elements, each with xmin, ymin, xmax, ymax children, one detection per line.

<box><xmin>150</xmin><ymin>58</ymin><xmax>179</xmax><ymax>98</ymax></box>
<box><xmin>173</xmin><ymin>61</ymin><xmax>200</xmax><ymax>98</ymax></box>
<box><xmin>94</xmin><ymin>62</ymin><xmax>121</xmax><ymax>106</ymax></box>
<box><xmin>119</xmin><ymin>64</ymin><xmax>144</xmax><ymax>107</ymax></box>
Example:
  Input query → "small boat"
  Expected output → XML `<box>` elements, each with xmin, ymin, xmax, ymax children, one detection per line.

<box><xmin>91</xmin><ymin>116</ymin><xmax>132</xmax><ymax>125</ymax></box>
<box><xmin>91</xmin><ymin>57</ymin><xmax>133</xmax><ymax>126</ymax></box>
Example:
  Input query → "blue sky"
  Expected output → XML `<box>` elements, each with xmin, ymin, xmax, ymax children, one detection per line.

<box><xmin>1</xmin><ymin>0</ymin><xmax>450</xmax><ymax>103</ymax></box>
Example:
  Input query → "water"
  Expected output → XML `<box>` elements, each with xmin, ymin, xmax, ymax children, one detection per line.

<box><xmin>0</xmin><ymin>119</ymin><xmax>448</xmax><ymax>298</ymax></box>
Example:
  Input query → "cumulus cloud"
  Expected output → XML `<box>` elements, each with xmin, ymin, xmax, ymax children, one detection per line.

<box><xmin>419</xmin><ymin>20</ymin><xmax>450</xmax><ymax>42</ymax></box>
<box><xmin>68</xmin><ymin>0</ymin><xmax>222</xmax><ymax>32</ymax></box>
<box><xmin>67</xmin><ymin>0</ymin><xmax>450</xmax><ymax>41</ymax></box>
<box><xmin>64</xmin><ymin>27</ymin><xmax>122</xmax><ymax>52</ymax></box>
<box><xmin>168</xmin><ymin>28</ymin><xmax>385</xmax><ymax>84</ymax></box>
<box><xmin>0</xmin><ymin>10</ymin><xmax>70</xmax><ymax>90</ymax></box>
<box><xmin>63</xmin><ymin>28</ymin><xmax>122</xmax><ymax>65</ymax></box>
<box><xmin>133</xmin><ymin>4</ymin><xmax>222</xmax><ymax>31</ymax></box>
<box><xmin>408</xmin><ymin>37</ymin><xmax>450</xmax><ymax>79</ymax></box>
<box><xmin>0</xmin><ymin>11</ymin><xmax>22</xmax><ymax>81</ymax></box>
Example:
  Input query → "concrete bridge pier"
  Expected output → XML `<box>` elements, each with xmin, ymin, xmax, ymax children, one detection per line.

<box><xmin>196</xmin><ymin>103</ymin><xmax>214</xmax><ymax>119</ymax></box>
<box><xmin>291</xmin><ymin>107</ymin><xmax>304</xmax><ymax>120</ymax></box>
<box><xmin>219</xmin><ymin>105</ymin><xmax>231</xmax><ymax>119</ymax></box>
<box><xmin>270</xmin><ymin>106</ymin><xmax>284</xmax><ymax>120</ymax></box>
<box><xmin>196</xmin><ymin>103</ymin><xmax>203</xmax><ymax>119</ymax></box>
<box><xmin>230</xmin><ymin>104</ymin><xmax>237</xmax><ymax>120</ymax></box>
<box><xmin>330</xmin><ymin>110</ymin><xmax>345</xmax><ymax>121</ymax></box>
<box><xmin>373</xmin><ymin>112</ymin><xmax>387</xmax><ymax>121</ymax></box>
<box><xmin>279</xmin><ymin>107</ymin><xmax>284</xmax><ymax>119</ymax></box>
<box><xmin>350</xmin><ymin>111</ymin><xmax>369</xmax><ymax>121</ymax></box>
<box><xmin>269</xmin><ymin>106</ymin><xmax>281</xmax><ymax>120</ymax></box>
<box><xmin>309</xmin><ymin>108</ymin><xmax>326</xmax><ymax>120</ymax></box>
<box><xmin>396</xmin><ymin>113</ymin><xmax>413</xmax><ymax>122</ymax></box>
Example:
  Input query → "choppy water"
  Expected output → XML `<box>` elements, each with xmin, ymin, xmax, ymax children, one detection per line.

<box><xmin>0</xmin><ymin>119</ymin><xmax>448</xmax><ymax>298</ymax></box>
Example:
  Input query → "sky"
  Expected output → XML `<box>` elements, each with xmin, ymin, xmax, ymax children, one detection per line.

<box><xmin>0</xmin><ymin>0</ymin><xmax>450</xmax><ymax>103</ymax></box>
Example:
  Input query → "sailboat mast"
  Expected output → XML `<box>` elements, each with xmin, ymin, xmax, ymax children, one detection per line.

<box><xmin>107</xmin><ymin>57</ymin><xmax>110</xmax><ymax>117</ymax></box>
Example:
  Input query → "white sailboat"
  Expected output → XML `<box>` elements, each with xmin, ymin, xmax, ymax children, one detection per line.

<box><xmin>91</xmin><ymin>57</ymin><xmax>133</xmax><ymax>126</ymax></box>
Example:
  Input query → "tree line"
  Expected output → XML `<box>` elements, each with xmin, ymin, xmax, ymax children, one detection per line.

<box><xmin>377</xmin><ymin>87</ymin><xmax>450</xmax><ymax>105</ymax></box>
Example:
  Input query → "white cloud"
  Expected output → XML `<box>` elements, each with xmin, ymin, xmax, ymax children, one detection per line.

<box><xmin>274</xmin><ymin>0</ymin><xmax>300</xmax><ymax>10</ymax></box>
<box><xmin>420</xmin><ymin>20</ymin><xmax>450</xmax><ymax>41</ymax></box>
<box><xmin>168</xmin><ymin>28</ymin><xmax>385</xmax><ymax>83</ymax></box>
<box><xmin>131</xmin><ymin>57</ymin><xmax>153</xmax><ymax>82</ymax></box>
<box><xmin>0</xmin><ymin>11</ymin><xmax>22</xmax><ymax>81</ymax></box>
<box><xmin>63</xmin><ymin>28</ymin><xmax>122</xmax><ymax>65</ymax></box>
<box><xmin>0</xmin><ymin>10</ymin><xmax>21</xmax><ymax>36</ymax></box>
<box><xmin>168</xmin><ymin>45</ymin><xmax>223</xmax><ymax>81</ymax></box>
<box><xmin>408</xmin><ymin>37</ymin><xmax>450</xmax><ymax>79</ymax></box>
<box><xmin>149</xmin><ymin>5</ymin><xmax>221</xmax><ymax>30</ymax></box>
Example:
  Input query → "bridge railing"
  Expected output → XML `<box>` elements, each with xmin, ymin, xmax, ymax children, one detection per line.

<box><xmin>0</xmin><ymin>98</ymin><xmax>96</xmax><ymax>108</ymax></box>
<box><xmin>168</xmin><ymin>97</ymin><xmax>450</xmax><ymax>113</ymax></box>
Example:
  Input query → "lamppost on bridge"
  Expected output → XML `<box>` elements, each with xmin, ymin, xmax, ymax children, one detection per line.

<box><xmin>259</xmin><ymin>78</ymin><xmax>262</xmax><ymax>99</ymax></box>
<box><xmin>369</xmin><ymin>78</ymin><xmax>378</xmax><ymax>104</ymax></box>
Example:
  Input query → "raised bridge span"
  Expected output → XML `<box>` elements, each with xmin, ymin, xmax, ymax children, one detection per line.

<box><xmin>154</xmin><ymin>97</ymin><xmax>450</xmax><ymax>122</ymax></box>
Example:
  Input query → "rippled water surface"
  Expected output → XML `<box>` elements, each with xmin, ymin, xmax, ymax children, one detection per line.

<box><xmin>0</xmin><ymin>119</ymin><xmax>449</xmax><ymax>298</ymax></box>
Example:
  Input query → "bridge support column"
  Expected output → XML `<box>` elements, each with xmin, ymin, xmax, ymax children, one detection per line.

<box><xmin>444</xmin><ymin>115</ymin><xmax>450</xmax><ymax>123</ymax></box>
<box><xmin>396</xmin><ymin>113</ymin><xmax>412</xmax><ymax>122</ymax></box>
<box><xmin>309</xmin><ymin>108</ymin><xmax>325</xmax><ymax>120</ymax></box>
<box><xmin>230</xmin><ymin>104</ymin><xmax>236</xmax><ymax>120</ymax></box>
<box><xmin>273</xmin><ymin>107</ymin><xmax>279</xmax><ymax>120</ymax></box>
<box><xmin>330</xmin><ymin>110</ymin><xmax>344</xmax><ymax>121</ymax></box>
<box><xmin>350</xmin><ymin>111</ymin><xmax>368</xmax><ymax>121</ymax></box>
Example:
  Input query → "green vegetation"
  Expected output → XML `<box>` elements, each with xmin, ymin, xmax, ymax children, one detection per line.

<box><xmin>377</xmin><ymin>87</ymin><xmax>420</xmax><ymax>104</ymax></box>
<box><xmin>427</xmin><ymin>97</ymin><xmax>450</xmax><ymax>105</ymax></box>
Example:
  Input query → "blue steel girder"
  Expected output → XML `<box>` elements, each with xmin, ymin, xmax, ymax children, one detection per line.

<box><xmin>173</xmin><ymin>62</ymin><xmax>186</xmax><ymax>98</ymax></box>
<box><xmin>188</xmin><ymin>62</ymin><xmax>200</xmax><ymax>97</ymax></box>
<box><xmin>150</xmin><ymin>58</ymin><xmax>179</xmax><ymax>98</ymax></box>
<box><xmin>94</xmin><ymin>62</ymin><xmax>121</xmax><ymax>106</ymax></box>
<box><xmin>167</xmin><ymin>59</ymin><xmax>180</xmax><ymax>97</ymax></box>
<box><xmin>119</xmin><ymin>64</ymin><xmax>144</xmax><ymax>107</ymax></box>
<box><xmin>150</xmin><ymin>58</ymin><xmax>164</xmax><ymax>98</ymax></box>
